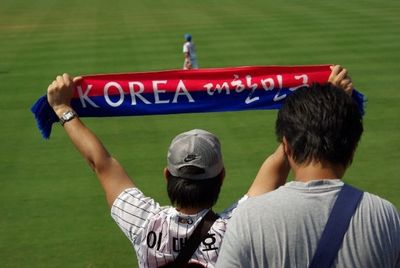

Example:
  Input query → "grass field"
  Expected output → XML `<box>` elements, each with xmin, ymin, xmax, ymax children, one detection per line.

<box><xmin>1</xmin><ymin>0</ymin><xmax>399</xmax><ymax>267</ymax></box>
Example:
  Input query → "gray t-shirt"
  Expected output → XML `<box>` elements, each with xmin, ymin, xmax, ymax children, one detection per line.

<box><xmin>216</xmin><ymin>180</ymin><xmax>400</xmax><ymax>268</ymax></box>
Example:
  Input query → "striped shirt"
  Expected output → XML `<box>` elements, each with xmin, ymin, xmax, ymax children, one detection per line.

<box><xmin>111</xmin><ymin>188</ymin><xmax>246</xmax><ymax>268</ymax></box>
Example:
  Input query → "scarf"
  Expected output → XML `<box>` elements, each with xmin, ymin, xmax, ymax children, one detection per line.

<box><xmin>31</xmin><ymin>65</ymin><xmax>365</xmax><ymax>139</ymax></box>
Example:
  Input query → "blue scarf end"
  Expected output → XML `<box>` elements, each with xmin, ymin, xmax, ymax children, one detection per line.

<box><xmin>31</xmin><ymin>96</ymin><xmax>58</xmax><ymax>139</ymax></box>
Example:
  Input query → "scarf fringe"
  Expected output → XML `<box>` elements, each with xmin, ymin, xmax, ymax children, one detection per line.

<box><xmin>31</xmin><ymin>96</ymin><xmax>58</xmax><ymax>139</ymax></box>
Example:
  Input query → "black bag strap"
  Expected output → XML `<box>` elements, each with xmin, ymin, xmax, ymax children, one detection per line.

<box><xmin>171</xmin><ymin>210</ymin><xmax>219</xmax><ymax>268</ymax></box>
<box><xmin>309</xmin><ymin>184</ymin><xmax>364</xmax><ymax>268</ymax></box>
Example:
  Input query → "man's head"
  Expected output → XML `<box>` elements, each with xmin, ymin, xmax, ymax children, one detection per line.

<box><xmin>276</xmin><ymin>83</ymin><xmax>363</xmax><ymax>168</ymax></box>
<box><xmin>184</xmin><ymin>33</ymin><xmax>192</xmax><ymax>42</ymax></box>
<box><xmin>165</xmin><ymin>129</ymin><xmax>224</xmax><ymax>209</ymax></box>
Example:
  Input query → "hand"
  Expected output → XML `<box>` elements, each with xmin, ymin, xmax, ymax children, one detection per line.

<box><xmin>272</xmin><ymin>143</ymin><xmax>290</xmax><ymax>178</ymax></box>
<box><xmin>274</xmin><ymin>143</ymin><xmax>289</xmax><ymax>164</ymax></box>
<box><xmin>47</xmin><ymin>73</ymin><xmax>82</xmax><ymax>117</ymax></box>
<box><xmin>328</xmin><ymin>65</ymin><xmax>353</xmax><ymax>95</ymax></box>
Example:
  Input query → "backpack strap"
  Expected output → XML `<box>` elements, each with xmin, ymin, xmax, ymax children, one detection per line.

<box><xmin>171</xmin><ymin>210</ymin><xmax>219</xmax><ymax>268</ymax></box>
<box><xmin>309</xmin><ymin>184</ymin><xmax>364</xmax><ymax>268</ymax></box>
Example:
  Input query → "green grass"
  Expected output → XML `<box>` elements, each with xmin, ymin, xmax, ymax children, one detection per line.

<box><xmin>1</xmin><ymin>0</ymin><xmax>399</xmax><ymax>267</ymax></box>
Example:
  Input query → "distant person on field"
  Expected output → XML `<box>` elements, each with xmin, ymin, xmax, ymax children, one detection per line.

<box><xmin>45</xmin><ymin>66</ymin><xmax>361</xmax><ymax>267</ymax></box>
<box><xmin>183</xmin><ymin>33</ymin><xmax>198</xmax><ymax>70</ymax></box>
<box><xmin>216</xmin><ymin>66</ymin><xmax>400</xmax><ymax>268</ymax></box>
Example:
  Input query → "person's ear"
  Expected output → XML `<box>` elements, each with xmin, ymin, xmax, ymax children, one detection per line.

<box><xmin>163</xmin><ymin>167</ymin><xmax>169</xmax><ymax>182</ymax></box>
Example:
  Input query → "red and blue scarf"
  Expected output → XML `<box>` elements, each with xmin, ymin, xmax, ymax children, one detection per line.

<box><xmin>31</xmin><ymin>65</ymin><xmax>365</xmax><ymax>139</ymax></box>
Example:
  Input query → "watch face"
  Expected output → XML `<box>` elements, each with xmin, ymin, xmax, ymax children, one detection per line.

<box><xmin>64</xmin><ymin>111</ymin><xmax>74</xmax><ymax>120</ymax></box>
<box><xmin>60</xmin><ymin>111</ymin><xmax>76</xmax><ymax>125</ymax></box>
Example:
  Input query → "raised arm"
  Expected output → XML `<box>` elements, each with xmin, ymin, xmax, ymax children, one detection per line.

<box><xmin>246</xmin><ymin>65</ymin><xmax>355</xmax><ymax>197</ymax></box>
<box><xmin>47</xmin><ymin>73</ymin><xmax>134</xmax><ymax>207</ymax></box>
<box><xmin>246</xmin><ymin>144</ymin><xmax>289</xmax><ymax>197</ymax></box>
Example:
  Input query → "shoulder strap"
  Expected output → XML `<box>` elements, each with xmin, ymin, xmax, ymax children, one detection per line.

<box><xmin>309</xmin><ymin>184</ymin><xmax>364</xmax><ymax>268</ymax></box>
<box><xmin>172</xmin><ymin>210</ymin><xmax>219</xmax><ymax>268</ymax></box>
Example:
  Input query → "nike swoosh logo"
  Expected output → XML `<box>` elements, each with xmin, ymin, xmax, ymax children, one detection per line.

<box><xmin>184</xmin><ymin>154</ymin><xmax>197</xmax><ymax>162</ymax></box>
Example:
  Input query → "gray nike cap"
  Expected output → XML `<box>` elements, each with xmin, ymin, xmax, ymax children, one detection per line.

<box><xmin>167</xmin><ymin>129</ymin><xmax>224</xmax><ymax>180</ymax></box>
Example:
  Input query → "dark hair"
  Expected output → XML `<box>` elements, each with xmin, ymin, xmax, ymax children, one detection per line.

<box><xmin>276</xmin><ymin>83</ymin><xmax>363</xmax><ymax>167</ymax></box>
<box><xmin>166</xmin><ymin>166</ymin><xmax>223</xmax><ymax>209</ymax></box>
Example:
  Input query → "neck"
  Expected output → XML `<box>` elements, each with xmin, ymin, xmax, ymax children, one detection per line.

<box><xmin>292</xmin><ymin>160</ymin><xmax>346</xmax><ymax>182</ymax></box>
<box><xmin>176</xmin><ymin>207</ymin><xmax>206</xmax><ymax>215</ymax></box>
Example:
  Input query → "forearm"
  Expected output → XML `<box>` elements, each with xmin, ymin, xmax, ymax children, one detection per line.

<box><xmin>47</xmin><ymin>74</ymin><xmax>134</xmax><ymax>207</ymax></box>
<box><xmin>55</xmin><ymin>106</ymin><xmax>134</xmax><ymax>206</ymax></box>
<box><xmin>54</xmin><ymin>106</ymin><xmax>109</xmax><ymax>169</ymax></box>
<box><xmin>247</xmin><ymin>144</ymin><xmax>289</xmax><ymax>197</ymax></box>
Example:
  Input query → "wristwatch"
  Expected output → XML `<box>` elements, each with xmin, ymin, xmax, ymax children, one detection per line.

<box><xmin>59</xmin><ymin>110</ymin><xmax>77</xmax><ymax>126</ymax></box>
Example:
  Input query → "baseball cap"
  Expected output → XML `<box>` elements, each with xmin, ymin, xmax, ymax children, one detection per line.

<box><xmin>167</xmin><ymin>129</ymin><xmax>224</xmax><ymax>180</ymax></box>
<box><xmin>184</xmin><ymin>33</ymin><xmax>192</xmax><ymax>41</ymax></box>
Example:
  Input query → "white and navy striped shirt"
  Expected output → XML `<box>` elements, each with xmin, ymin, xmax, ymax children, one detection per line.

<box><xmin>111</xmin><ymin>188</ymin><xmax>246</xmax><ymax>268</ymax></box>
